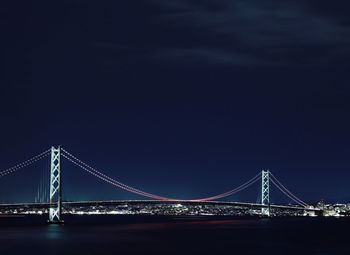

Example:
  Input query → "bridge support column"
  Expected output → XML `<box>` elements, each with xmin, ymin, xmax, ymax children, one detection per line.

<box><xmin>48</xmin><ymin>146</ymin><xmax>63</xmax><ymax>224</ymax></box>
<box><xmin>261</xmin><ymin>170</ymin><xmax>270</xmax><ymax>216</ymax></box>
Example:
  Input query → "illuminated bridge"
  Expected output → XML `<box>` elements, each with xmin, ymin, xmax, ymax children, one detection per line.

<box><xmin>0</xmin><ymin>146</ymin><xmax>319</xmax><ymax>223</ymax></box>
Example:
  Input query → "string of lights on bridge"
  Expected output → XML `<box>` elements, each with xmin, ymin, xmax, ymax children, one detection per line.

<box><xmin>0</xmin><ymin>146</ymin><xmax>309</xmax><ymax>208</ymax></box>
<box><xmin>0</xmin><ymin>146</ymin><xmax>314</xmax><ymax>223</ymax></box>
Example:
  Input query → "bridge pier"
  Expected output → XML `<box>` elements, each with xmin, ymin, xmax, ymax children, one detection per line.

<box><xmin>261</xmin><ymin>170</ymin><xmax>270</xmax><ymax>216</ymax></box>
<box><xmin>48</xmin><ymin>146</ymin><xmax>63</xmax><ymax>224</ymax></box>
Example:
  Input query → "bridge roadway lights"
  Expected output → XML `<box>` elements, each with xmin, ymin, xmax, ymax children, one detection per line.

<box><xmin>47</xmin><ymin>218</ymin><xmax>65</xmax><ymax>225</ymax></box>
<box><xmin>261</xmin><ymin>170</ymin><xmax>270</xmax><ymax>217</ymax></box>
<box><xmin>48</xmin><ymin>146</ymin><xmax>64</xmax><ymax>224</ymax></box>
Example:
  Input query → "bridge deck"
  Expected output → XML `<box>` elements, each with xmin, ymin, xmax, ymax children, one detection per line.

<box><xmin>0</xmin><ymin>200</ymin><xmax>319</xmax><ymax>211</ymax></box>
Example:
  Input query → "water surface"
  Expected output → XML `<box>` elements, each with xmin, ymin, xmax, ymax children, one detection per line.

<box><xmin>0</xmin><ymin>215</ymin><xmax>349</xmax><ymax>255</ymax></box>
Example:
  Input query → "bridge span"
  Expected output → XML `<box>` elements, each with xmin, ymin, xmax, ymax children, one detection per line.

<box><xmin>0</xmin><ymin>200</ymin><xmax>320</xmax><ymax>215</ymax></box>
<box><xmin>0</xmin><ymin>146</ymin><xmax>316</xmax><ymax>222</ymax></box>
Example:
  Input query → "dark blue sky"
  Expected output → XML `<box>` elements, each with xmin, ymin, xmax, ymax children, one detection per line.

<box><xmin>1</xmin><ymin>0</ymin><xmax>350</xmax><ymax>203</ymax></box>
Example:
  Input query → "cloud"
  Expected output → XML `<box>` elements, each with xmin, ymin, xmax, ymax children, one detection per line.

<box><xmin>152</xmin><ymin>47</ymin><xmax>268</xmax><ymax>66</ymax></box>
<box><xmin>148</xmin><ymin>0</ymin><xmax>350</xmax><ymax>66</ymax></box>
<box><xmin>89</xmin><ymin>0</ymin><xmax>350</xmax><ymax>68</ymax></box>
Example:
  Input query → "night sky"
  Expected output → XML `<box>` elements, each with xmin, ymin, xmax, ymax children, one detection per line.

<box><xmin>1</xmin><ymin>1</ymin><xmax>350</xmax><ymax>204</ymax></box>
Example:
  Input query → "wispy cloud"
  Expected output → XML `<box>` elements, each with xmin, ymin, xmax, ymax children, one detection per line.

<box><xmin>91</xmin><ymin>0</ymin><xmax>350</xmax><ymax>67</ymax></box>
<box><xmin>148</xmin><ymin>0</ymin><xmax>350</xmax><ymax>66</ymax></box>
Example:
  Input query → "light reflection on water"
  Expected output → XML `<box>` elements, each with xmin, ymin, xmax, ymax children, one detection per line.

<box><xmin>0</xmin><ymin>216</ymin><xmax>349</xmax><ymax>255</ymax></box>
<box><xmin>46</xmin><ymin>225</ymin><xmax>64</xmax><ymax>240</ymax></box>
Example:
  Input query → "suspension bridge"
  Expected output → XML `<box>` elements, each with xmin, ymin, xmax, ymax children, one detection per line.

<box><xmin>0</xmin><ymin>146</ymin><xmax>318</xmax><ymax>224</ymax></box>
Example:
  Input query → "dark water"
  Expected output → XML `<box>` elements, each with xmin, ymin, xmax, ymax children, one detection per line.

<box><xmin>0</xmin><ymin>215</ymin><xmax>349</xmax><ymax>255</ymax></box>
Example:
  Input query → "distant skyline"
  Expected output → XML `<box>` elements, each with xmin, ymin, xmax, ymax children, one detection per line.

<box><xmin>1</xmin><ymin>1</ymin><xmax>350</xmax><ymax>203</ymax></box>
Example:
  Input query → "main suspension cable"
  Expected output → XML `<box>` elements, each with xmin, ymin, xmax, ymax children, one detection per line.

<box><xmin>61</xmin><ymin>150</ymin><xmax>170</xmax><ymax>200</ymax></box>
<box><xmin>0</xmin><ymin>149</ymin><xmax>50</xmax><ymax>178</ymax></box>
<box><xmin>62</xmin><ymin>148</ymin><xmax>260</xmax><ymax>202</ymax></box>
<box><xmin>62</xmin><ymin>154</ymin><xmax>170</xmax><ymax>200</ymax></box>
<box><xmin>192</xmin><ymin>173</ymin><xmax>261</xmax><ymax>202</ymax></box>
<box><xmin>269</xmin><ymin>173</ymin><xmax>309</xmax><ymax>207</ymax></box>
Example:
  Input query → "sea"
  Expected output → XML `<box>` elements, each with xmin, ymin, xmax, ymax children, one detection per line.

<box><xmin>0</xmin><ymin>215</ymin><xmax>349</xmax><ymax>255</ymax></box>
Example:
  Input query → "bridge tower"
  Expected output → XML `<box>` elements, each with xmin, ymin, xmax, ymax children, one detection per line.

<box><xmin>261</xmin><ymin>170</ymin><xmax>270</xmax><ymax>216</ymax></box>
<box><xmin>48</xmin><ymin>146</ymin><xmax>63</xmax><ymax>224</ymax></box>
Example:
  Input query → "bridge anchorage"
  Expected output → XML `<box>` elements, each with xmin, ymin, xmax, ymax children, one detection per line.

<box><xmin>48</xmin><ymin>146</ymin><xmax>63</xmax><ymax>224</ymax></box>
